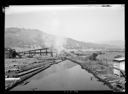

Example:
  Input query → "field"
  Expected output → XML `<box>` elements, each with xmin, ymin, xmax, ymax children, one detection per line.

<box><xmin>97</xmin><ymin>51</ymin><xmax>125</xmax><ymax>66</ymax></box>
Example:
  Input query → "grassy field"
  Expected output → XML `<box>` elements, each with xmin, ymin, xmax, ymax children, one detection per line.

<box><xmin>97</xmin><ymin>51</ymin><xmax>125</xmax><ymax>61</ymax></box>
<box><xmin>97</xmin><ymin>51</ymin><xmax>125</xmax><ymax>66</ymax></box>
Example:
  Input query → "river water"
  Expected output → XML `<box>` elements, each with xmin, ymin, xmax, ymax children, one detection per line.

<box><xmin>12</xmin><ymin>60</ymin><xmax>111</xmax><ymax>91</ymax></box>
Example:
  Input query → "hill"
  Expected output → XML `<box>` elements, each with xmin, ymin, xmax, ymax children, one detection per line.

<box><xmin>5</xmin><ymin>27</ymin><xmax>122</xmax><ymax>52</ymax></box>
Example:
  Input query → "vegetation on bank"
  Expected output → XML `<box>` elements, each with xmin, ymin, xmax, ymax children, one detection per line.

<box><xmin>5</xmin><ymin>56</ymin><xmax>63</xmax><ymax>90</ymax></box>
<box><xmin>66</xmin><ymin>51</ymin><xmax>125</xmax><ymax>92</ymax></box>
<box><xmin>5</xmin><ymin>50</ymin><xmax>125</xmax><ymax>91</ymax></box>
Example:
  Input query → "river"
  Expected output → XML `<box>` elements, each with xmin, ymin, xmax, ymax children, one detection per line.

<box><xmin>11</xmin><ymin>60</ymin><xmax>111</xmax><ymax>91</ymax></box>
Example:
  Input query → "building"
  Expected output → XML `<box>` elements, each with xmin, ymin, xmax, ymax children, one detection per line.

<box><xmin>113</xmin><ymin>57</ymin><xmax>125</xmax><ymax>77</ymax></box>
<box><xmin>5</xmin><ymin>48</ymin><xmax>20</xmax><ymax>58</ymax></box>
<box><xmin>5</xmin><ymin>48</ymin><xmax>13</xmax><ymax>58</ymax></box>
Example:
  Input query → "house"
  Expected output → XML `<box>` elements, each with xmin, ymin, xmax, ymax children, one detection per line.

<box><xmin>113</xmin><ymin>57</ymin><xmax>125</xmax><ymax>77</ymax></box>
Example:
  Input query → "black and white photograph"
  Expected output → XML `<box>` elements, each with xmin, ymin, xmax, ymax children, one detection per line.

<box><xmin>4</xmin><ymin>4</ymin><xmax>125</xmax><ymax>92</ymax></box>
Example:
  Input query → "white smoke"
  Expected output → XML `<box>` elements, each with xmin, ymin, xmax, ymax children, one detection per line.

<box><xmin>40</xmin><ymin>11</ymin><xmax>67</xmax><ymax>55</ymax></box>
<box><xmin>41</xmin><ymin>34</ymin><xmax>67</xmax><ymax>55</ymax></box>
<box><xmin>53</xmin><ymin>36</ymin><xmax>67</xmax><ymax>54</ymax></box>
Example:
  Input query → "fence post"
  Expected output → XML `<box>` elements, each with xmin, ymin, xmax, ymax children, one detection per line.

<box><xmin>40</xmin><ymin>49</ymin><xmax>41</xmax><ymax>55</ymax></box>
<box><xmin>46</xmin><ymin>48</ymin><xmax>48</xmax><ymax>55</ymax></box>
<box><xmin>51</xmin><ymin>52</ymin><xmax>53</xmax><ymax>57</ymax></box>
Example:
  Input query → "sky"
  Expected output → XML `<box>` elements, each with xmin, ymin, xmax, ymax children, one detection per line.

<box><xmin>5</xmin><ymin>5</ymin><xmax>124</xmax><ymax>43</ymax></box>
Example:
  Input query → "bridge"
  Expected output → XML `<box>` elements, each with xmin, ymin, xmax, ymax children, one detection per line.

<box><xmin>18</xmin><ymin>48</ymin><xmax>57</xmax><ymax>57</ymax></box>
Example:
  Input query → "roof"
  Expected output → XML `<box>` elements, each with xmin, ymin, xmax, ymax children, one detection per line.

<box><xmin>5</xmin><ymin>78</ymin><xmax>20</xmax><ymax>81</ymax></box>
<box><xmin>113</xmin><ymin>57</ymin><xmax>125</xmax><ymax>62</ymax></box>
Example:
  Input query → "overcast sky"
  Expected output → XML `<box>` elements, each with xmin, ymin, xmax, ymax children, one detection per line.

<box><xmin>5</xmin><ymin>5</ymin><xmax>124</xmax><ymax>43</ymax></box>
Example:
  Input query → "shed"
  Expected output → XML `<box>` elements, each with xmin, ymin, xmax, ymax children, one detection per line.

<box><xmin>113</xmin><ymin>57</ymin><xmax>125</xmax><ymax>77</ymax></box>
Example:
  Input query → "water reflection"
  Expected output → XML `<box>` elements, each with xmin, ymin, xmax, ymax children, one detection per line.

<box><xmin>12</xmin><ymin>60</ymin><xmax>111</xmax><ymax>91</ymax></box>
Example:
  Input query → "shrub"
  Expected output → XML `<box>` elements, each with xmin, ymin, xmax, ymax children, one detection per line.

<box><xmin>89</xmin><ymin>53</ymin><xmax>98</xmax><ymax>60</ymax></box>
<box><xmin>114</xmin><ymin>55</ymin><xmax>122</xmax><ymax>58</ymax></box>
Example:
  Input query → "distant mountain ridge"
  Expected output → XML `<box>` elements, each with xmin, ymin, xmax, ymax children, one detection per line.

<box><xmin>5</xmin><ymin>27</ymin><xmax>123</xmax><ymax>51</ymax></box>
<box><xmin>98</xmin><ymin>40</ymin><xmax>125</xmax><ymax>48</ymax></box>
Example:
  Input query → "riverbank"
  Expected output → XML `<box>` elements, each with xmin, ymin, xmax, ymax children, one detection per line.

<box><xmin>5</xmin><ymin>51</ymin><xmax>125</xmax><ymax>91</ymax></box>
<box><xmin>66</xmin><ymin>55</ymin><xmax>125</xmax><ymax>92</ymax></box>
<box><xmin>5</xmin><ymin>56</ymin><xmax>63</xmax><ymax>90</ymax></box>
<box><xmin>11</xmin><ymin>60</ymin><xmax>111</xmax><ymax>91</ymax></box>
